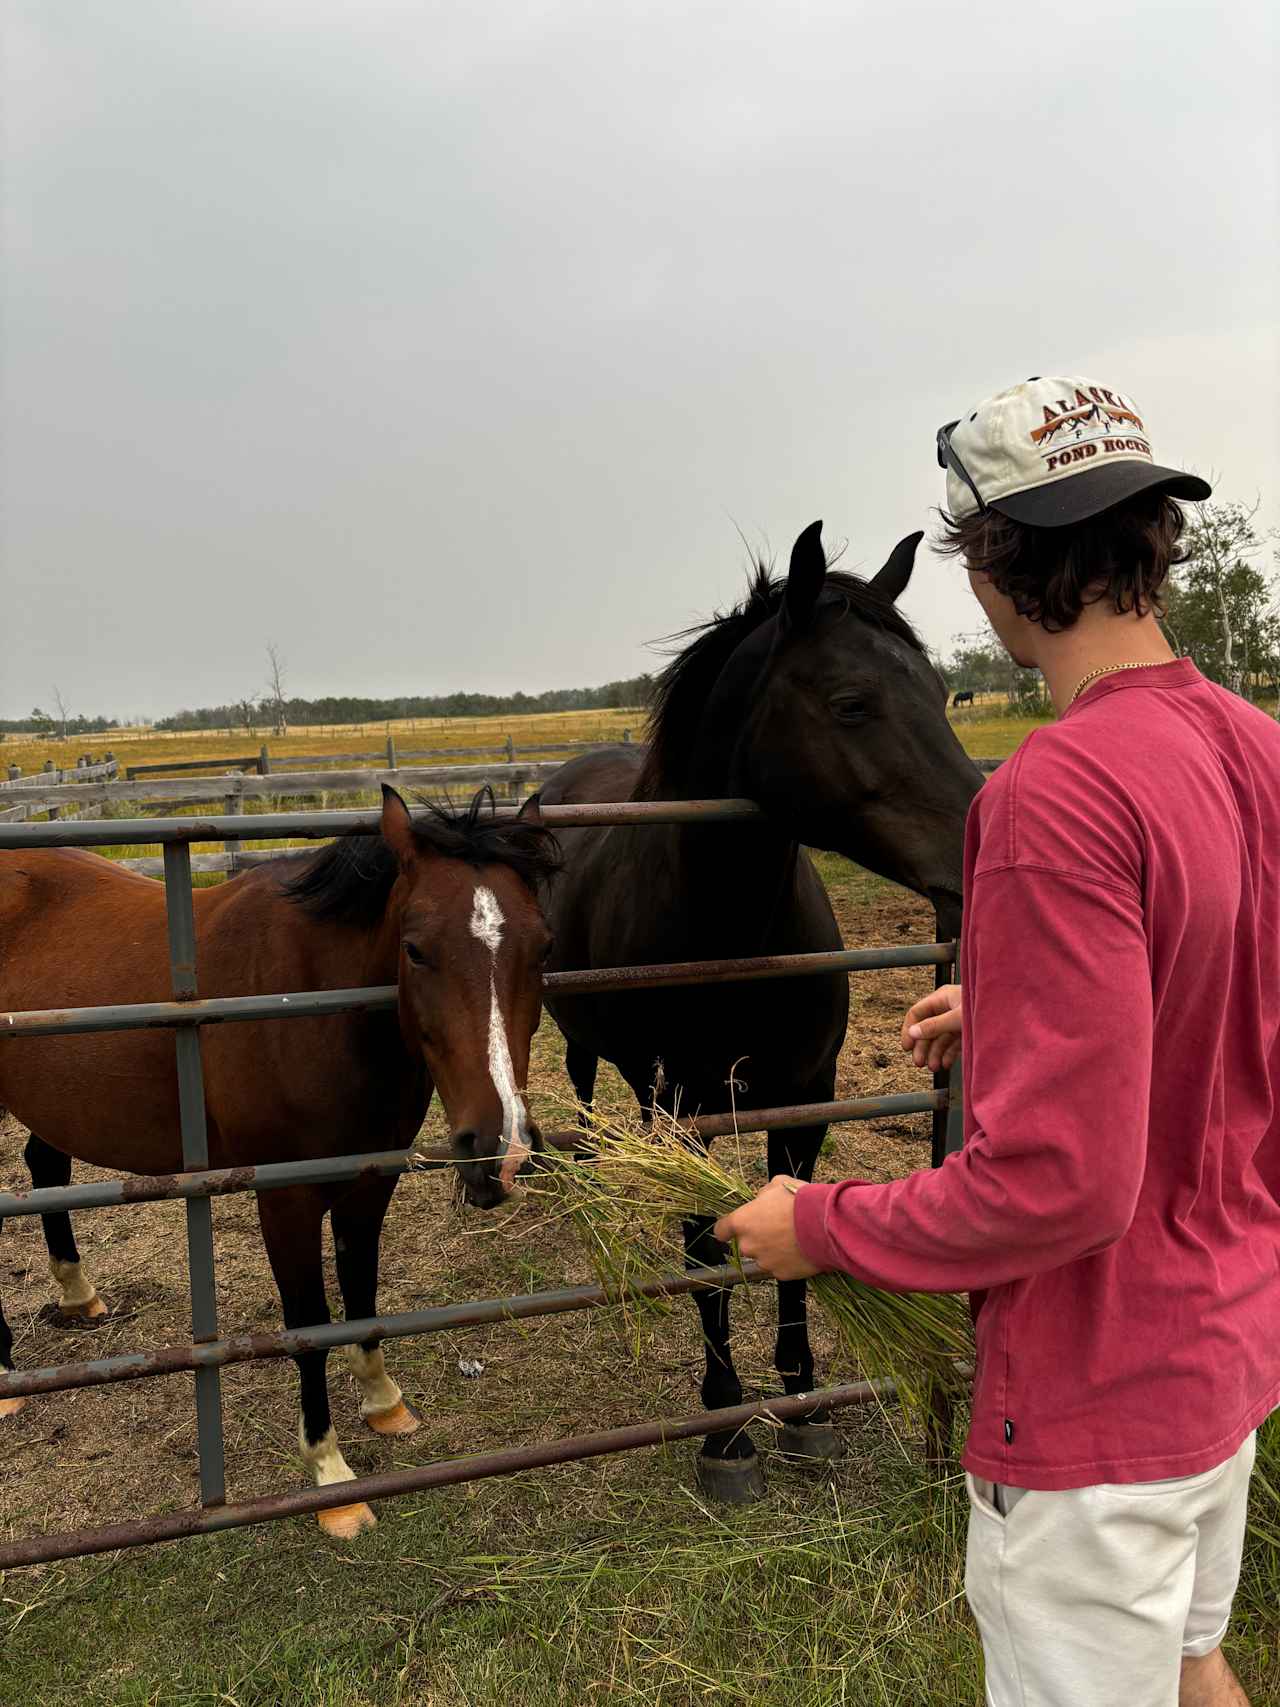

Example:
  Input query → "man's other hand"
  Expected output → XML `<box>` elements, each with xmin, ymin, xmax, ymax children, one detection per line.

<box><xmin>901</xmin><ymin>983</ymin><xmax>963</xmax><ymax>1072</ymax></box>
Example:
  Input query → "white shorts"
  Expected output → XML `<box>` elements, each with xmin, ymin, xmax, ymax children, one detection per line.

<box><xmin>965</xmin><ymin>1431</ymin><xmax>1257</xmax><ymax>1707</ymax></box>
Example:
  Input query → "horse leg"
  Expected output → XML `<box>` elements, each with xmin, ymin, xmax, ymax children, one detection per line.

<box><xmin>257</xmin><ymin>1185</ymin><xmax>376</xmax><ymax>1541</ymax></box>
<box><xmin>768</xmin><ymin>1124</ymin><xmax>843</xmax><ymax>1466</ymax></box>
<box><xmin>25</xmin><ymin>1135</ymin><xmax>107</xmax><ymax>1324</ymax></box>
<box><xmin>0</xmin><ymin>1221</ymin><xmax>22</xmax><ymax>1419</ymax></box>
<box><xmin>684</xmin><ymin>1212</ymin><xmax>765</xmax><ymax>1504</ymax></box>
<box><xmin>565</xmin><ymin>1040</ymin><xmax>598</xmax><ymax>1111</ymax></box>
<box><xmin>331</xmin><ymin>1180</ymin><xmax>419</xmax><ymax>1439</ymax></box>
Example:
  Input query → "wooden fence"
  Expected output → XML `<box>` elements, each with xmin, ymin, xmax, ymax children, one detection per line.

<box><xmin>1</xmin><ymin>757</ymin><xmax>118</xmax><ymax>791</ymax></box>
<box><xmin>0</xmin><ymin>757</ymin><xmax>118</xmax><ymax>825</ymax></box>
<box><xmin>5</xmin><ymin>758</ymin><xmax>566</xmax><ymax>870</ymax></box>
<box><xmin>125</xmin><ymin>733</ymin><xmax>630</xmax><ymax>781</ymax></box>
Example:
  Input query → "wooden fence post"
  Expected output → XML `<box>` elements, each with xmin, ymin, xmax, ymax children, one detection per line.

<box><xmin>6</xmin><ymin>766</ymin><xmax>18</xmax><ymax>782</ymax></box>
<box><xmin>258</xmin><ymin>745</ymin><xmax>271</xmax><ymax>776</ymax></box>
<box><xmin>386</xmin><ymin>734</ymin><xmax>397</xmax><ymax>770</ymax></box>
<box><xmin>224</xmin><ymin>781</ymin><xmax>243</xmax><ymax>874</ymax></box>
<box><xmin>622</xmin><ymin>728</ymin><xmax>631</xmax><ymax>744</ymax></box>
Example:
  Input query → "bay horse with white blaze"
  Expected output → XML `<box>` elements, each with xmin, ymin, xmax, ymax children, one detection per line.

<box><xmin>0</xmin><ymin>787</ymin><xmax>557</xmax><ymax>1537</ymax></box>
<box><xmin>537</xmin><ymin>521</ymin><xmax>981</xmax><ymax>1499</ymax></box>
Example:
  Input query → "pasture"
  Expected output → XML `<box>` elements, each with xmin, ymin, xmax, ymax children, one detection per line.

<box><xmin>0</xmin><ymin>707</ymin><xmax>643</xmax><ymax>782</ymax></box>
<box><xmin>0</xmin><ymin>856</ymin><xmax>1276</xmax><ymax>1704</ymax></box>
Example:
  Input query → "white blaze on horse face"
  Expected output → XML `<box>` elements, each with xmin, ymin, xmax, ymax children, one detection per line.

<box><xmin>468</xmin><ymin>884</ymin><xmax>531</xmax><ymax>1183</ymax></box>
<box><xmin>469</xmin><ymin>886</ymin><xmax>505</xmax><ymax>954</ymax></box>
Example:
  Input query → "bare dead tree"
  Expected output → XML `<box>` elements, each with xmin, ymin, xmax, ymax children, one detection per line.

<box><xmin>265</xmin><ymin>643</ymin><xmax>288</xmax><ymax>737</ymax></box>
<box><xmin>51</xmin><ymin>685</ymin><xmax>70</xmax><ymax>742</ymax></box>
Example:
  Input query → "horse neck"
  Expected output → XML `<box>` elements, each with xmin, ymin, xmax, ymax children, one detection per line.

<box><xmin>225</xmin><ymin>866</ymin><xmax>405</xmax><ymax>990</ymax></box>
<box><xmin>655</xmin><ymin>749</ymin><xmax>803</xmax><ymax>957</ymax></box>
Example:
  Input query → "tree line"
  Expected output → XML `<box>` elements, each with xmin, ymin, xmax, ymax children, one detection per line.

<box><xmin>154</xmin><ymin>673</ymin><xmax>657</xmax><ymax>734</ymax></box>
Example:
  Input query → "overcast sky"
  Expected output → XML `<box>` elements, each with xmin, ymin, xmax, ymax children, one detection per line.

<box><xmin>4</xmin><ymin>1</ymin><xmax>1277</xmax><ymax>721</ymax></box>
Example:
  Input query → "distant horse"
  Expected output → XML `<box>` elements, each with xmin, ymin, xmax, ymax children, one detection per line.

<box><xmin>952</xmin><ymin>689</ymin><xmax>975</xmax><ymax>708</ymax></box>
<box><xmin>0</xmin><ymin>788</ymin><xmax>557</xmax><ymax>1537</ymax></box>
<box><xmin>537</xmin><ymin>522</ymin><xmax>980</xmax><ymax>1499</ymax></box>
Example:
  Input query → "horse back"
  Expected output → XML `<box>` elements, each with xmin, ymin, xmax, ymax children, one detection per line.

<box><xmin>536</xmin><ymin>745</ymin><xmax>645</xmax><ymax>808</ymax></box>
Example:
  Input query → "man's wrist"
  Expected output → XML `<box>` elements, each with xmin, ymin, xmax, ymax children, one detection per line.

<box><xmin>792</xmin><ymin>1180</ymin><xmax>838</xmax><ymax>1271</ymax></box>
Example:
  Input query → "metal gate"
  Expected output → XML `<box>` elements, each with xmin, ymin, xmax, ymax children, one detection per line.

<box><xmin>0</xmin><ymin>799</ymin><xmax>962</xmax><ymax>1568</ymax></box>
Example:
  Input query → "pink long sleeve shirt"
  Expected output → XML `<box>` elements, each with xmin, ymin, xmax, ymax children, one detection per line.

<box><xmin>794</xmin><ymin>659</ymin><xmax>1280</xmax><ymax>1488</ymax></box>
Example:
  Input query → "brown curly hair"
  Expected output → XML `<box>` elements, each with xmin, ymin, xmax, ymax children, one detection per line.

<box><xmin>935</xmin><ymin>491</ymin><xmax>1188</xmax><ymax>632</ymax></box>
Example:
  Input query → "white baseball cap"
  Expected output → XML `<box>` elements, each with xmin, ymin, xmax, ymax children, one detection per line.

<box><xmin>937</xmin><ymin>376</ymin><xmax>1211</xmax><ymax>527</ymax></box>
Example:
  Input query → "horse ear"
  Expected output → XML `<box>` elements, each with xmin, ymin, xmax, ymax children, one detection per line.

<box><xmin>781</xmin><ymin>520</ymin><xmax>827</xmax><ymax>632</ymax></box>
<box><xmin>869</xmin><ymin>531</ymin><xmax>924</xmax><ymax>604</ymax></box>
<box><xmin>516</xmin><ymin>791</ymin><xmax>544</xmax><ymax>824</ymax></box>
<box><xmin>379</xmin><ymin>785</ymin><xmax>417</xmax><ymax>869</ymax></box>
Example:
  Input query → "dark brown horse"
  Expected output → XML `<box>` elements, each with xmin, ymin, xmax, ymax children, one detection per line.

<box><xmin>0</xmin><ymin>787</ymin><xmax>557</xmax><ymax>1537</ymax></box>
<box><xmin>537</xmin><ymin>522</ymin><xmax>980</xmax><ymax>1499</ymax></box>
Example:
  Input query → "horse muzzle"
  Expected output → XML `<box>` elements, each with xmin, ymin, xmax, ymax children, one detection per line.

<box><xmin>453</xmin><ymin>1121</ymin><xmax>542</xmax><ymax>1208</ymax></box>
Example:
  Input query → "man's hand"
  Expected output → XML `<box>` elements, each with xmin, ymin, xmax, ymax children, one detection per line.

<box><xmin>901</xmin><ymin>983</ymin><xmax>963</xmax><ymax>1072</ymax></box>
<box><xmin>712</xmin><ymin>1176</ymin><xmax>821</xmax><ymax>1280</ymax></box>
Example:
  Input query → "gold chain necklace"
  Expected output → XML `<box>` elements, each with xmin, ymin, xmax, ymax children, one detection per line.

<box><xmin>1069</xmin><ymin>659</ymin><xmax>1170</xmax><ymax>707</ymax></box>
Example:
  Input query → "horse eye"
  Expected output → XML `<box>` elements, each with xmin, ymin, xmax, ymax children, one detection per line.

<box><xmin>830</xmin><ymin>696</ymin><xmax>870</xmax><ymax>724</ymax></box>
<box><xmin>403</xmin><ymin>941</ymin><xmax>426</xmax><ymax>966</ymax></box>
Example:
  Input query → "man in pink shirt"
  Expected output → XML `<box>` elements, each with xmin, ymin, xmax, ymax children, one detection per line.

<box><xmin>715</xmin><ymin>377</ymin><xmax>1279</xmax><ymax>1706</ymax></box>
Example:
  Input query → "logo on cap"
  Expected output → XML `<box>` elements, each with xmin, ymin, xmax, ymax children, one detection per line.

<box><xmin>1030</xmin><ymin>387</ymin><xmax>1151</xmax><ymax>473</ymax></box>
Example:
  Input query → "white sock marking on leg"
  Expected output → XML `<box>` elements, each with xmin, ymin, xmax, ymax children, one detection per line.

<box><xmin>299</xmin><ymin>1420</ymin><xmax>356</xmax><ymax>1488</ymax></box>
<box><xmin>346</xmin><ymin>1344</ymin><xmax>402</xmax><ymax>1418</ymax></box>
<box><xmin>50</xmin><ymin>1257</ymin><xmax>98</xmax><ymax>1309</ymax></box>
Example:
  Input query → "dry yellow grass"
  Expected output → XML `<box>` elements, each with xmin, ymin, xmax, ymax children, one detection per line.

<box><xmin>0</xmin><ymin>706</ymin><xmax>643</xmax><ymax>778</ymax></box>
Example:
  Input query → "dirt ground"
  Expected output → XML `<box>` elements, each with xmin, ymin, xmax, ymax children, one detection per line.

<box><xmin>0</xmin><ymin>879</ymin><xmax>939</xmax><ymax>1548</ymax></box>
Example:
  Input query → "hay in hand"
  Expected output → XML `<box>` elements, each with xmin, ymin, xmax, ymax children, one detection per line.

<box><xmin>532</xmin><ymin>1103</ymin><xmax>974</xmax><ymax>1434</ymax></box>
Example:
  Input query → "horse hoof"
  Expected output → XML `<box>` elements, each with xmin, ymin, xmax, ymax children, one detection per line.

<box><xmin>317</xmin><ymin>1500</ymin><xmax>377</xmax><ymax>1540</ymax></box>
<box><xmin>57</xmin><ymin>1294</ymin><xmax>109</xmax><ymax>1325</ymax></box>
<box><xmin>364</xmin><ymin>1399</ymin><xmax>421</xmax><ymax>1438</ymax></box>
<box><xmin>695</xmin><ymin>1452</ymin><xmax>766</xmax><ymax>1505</ymax></box>
<box><xmin>0</xmin><ymin>1395</ymin><xmax>27</xmax><ymax>1420</ymax></box>
<box><xmin>776</xmin><ymin>1421</ymin><xmax>843</xmax><ymax>1464</ymax></box>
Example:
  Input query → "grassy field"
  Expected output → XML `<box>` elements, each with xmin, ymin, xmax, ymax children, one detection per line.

<box><xmin>0</xmin><ymin>707</ymin><xmax>644</xmax><ymax>780</ymax></box>
<box><xmin>0</xmin><ymin>1415</ymin><xmax>1271</xmax><ymax>1706</ymax></box>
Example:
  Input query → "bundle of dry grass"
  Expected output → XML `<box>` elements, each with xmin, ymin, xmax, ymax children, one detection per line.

<box><xmin>532</xmin><ymin>1104</ymin><xmax>974</xmax><ymax>1431</ymax></box>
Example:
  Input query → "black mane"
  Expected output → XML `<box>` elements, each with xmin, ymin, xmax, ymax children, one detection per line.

<box><xmin>638</xmin><ymin>558</ymin><xmax>922</xmax><ymax>795</ymax></box>
<box><xmin>277</xmin><ymin>789</ymin><xmax>560</xmax><ymax>928</ymax></box>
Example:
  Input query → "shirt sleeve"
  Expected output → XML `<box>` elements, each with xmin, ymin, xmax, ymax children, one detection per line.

<box><xmin>792</xmin><ymin>863</ymin><xmax>1153</xmax><ymax>1293</ymax></box>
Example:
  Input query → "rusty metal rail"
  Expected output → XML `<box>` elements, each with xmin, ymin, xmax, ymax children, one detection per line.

<box><xmin>1</xmin><ymin>944</ymin><xmax>953</xmax><ymax>1039</ymax></box>
<box><xmin>0</xmin><ymin>797</ymin><xmax>765</xmax><ymax>850</ymax></box>
<box><xmin>0</xmin><ymin>1092</ymin><xmax>942</xmax><ymax>1224</ymax></box>
<box><xmin>0</xmin><ymin>1261</ymin><xmax>770</xmax><ymax>1401</ymax></box>
<box><xmin>0</xmin><ymin>798</ymin><xmax>961</xmax><ymax>1567</ymax></box>
<box><xmin>0</xmin><ymin>1375</ymin><xmax>894</xmax><ymax>1570</ymax></box>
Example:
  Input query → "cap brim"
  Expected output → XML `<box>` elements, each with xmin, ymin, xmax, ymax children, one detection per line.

<box><xmin>989</xmin><ymin>461</ymin><xmax>1212</xmax><ymax>528</ymax></box>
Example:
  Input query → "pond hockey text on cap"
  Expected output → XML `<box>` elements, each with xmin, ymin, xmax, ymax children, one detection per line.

<box><xmin>937</xmin><ymin>377</ymin><xmax>1211</xmax><ymax>529</ymax></box>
